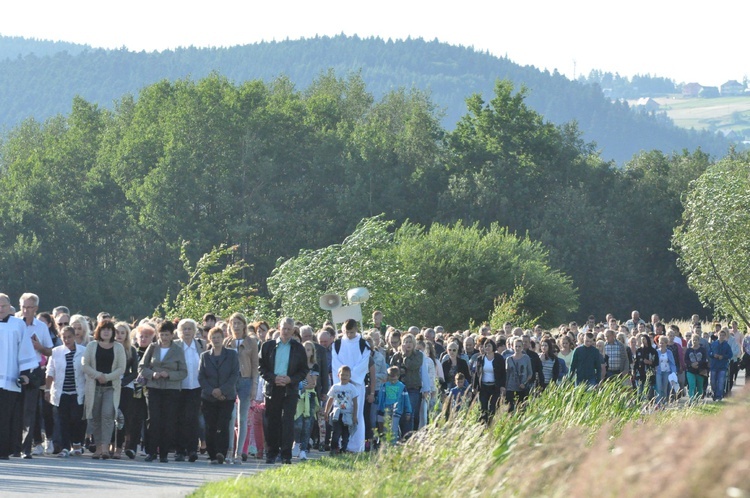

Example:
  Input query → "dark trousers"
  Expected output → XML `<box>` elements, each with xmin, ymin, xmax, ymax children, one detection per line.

<box><xmin>479</xmin><ymin>384</ymin><xmax>501</xmax><ymax>421</ymax></box>
<box><xmin>264</xmin><ymin>386</ymin><xmax>298</xmax><ymax>460</ymax></box>
<box><xmin>176</xmin><ymin>388</ymin><xmax>202</xmax><ymax>456</ymax></box>
<box><xmin>126</xmin><ymin>393</ymin><xmax>148</xmax><ymax>451</ymax></box>
<box><xmin>330</xmin><ymin>414</ymin><xmax>350</xmax><ymax>451</ymax></box>
<box><xmin>41</xmin><ymin>395</ymin><xmax>55</xmax><ymax>447</ymax></box>
<box><xmin>57</xmin><ymin>393</ymin><xmax>86</xmax><ymax>449</ymax></box>
<box><xmin>114</xmin><ymin>387</ymin><xmax>133</xmax><ymax>448</ymax></box>
<box><xmin>201</xmin><ymin>398</ymin><xmax>234</xmax><ymax>460</ymax></box>
<box><xmin>146</xmin><ymin>388</ymin><xmax>179</xmax><ymax>458</ymax></box>
<box><xmin>505</xmin><ymin>389</ymin><xmax>529</xmax><ymax>413</ymax></box>
<box><xmin>0</xmin><ymin>389</ymin><xmax>19</xmax><ymax>458</ymax></box>
<box><xmin>12</xmin><ymin>385</ymin><xmax>39</xmax><ymax>454</ymax></box>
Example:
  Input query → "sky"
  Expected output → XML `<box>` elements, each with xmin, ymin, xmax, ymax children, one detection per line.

<box><xmin>0</xmin><ymin>0</ymin><xmax>746</xmax><ymax>87</ymax></box>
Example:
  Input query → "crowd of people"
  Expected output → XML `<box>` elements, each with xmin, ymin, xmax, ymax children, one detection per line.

<box><xmin>0</xmin><ymin>293</ymin><xmax>747</xmax><ymax>466</ymax></box>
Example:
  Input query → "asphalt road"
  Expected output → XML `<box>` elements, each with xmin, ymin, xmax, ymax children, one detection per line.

<box><xmin>0</xmin><ymin>451</ymin><xmax>298</xmax><ymax>498</ymax></box>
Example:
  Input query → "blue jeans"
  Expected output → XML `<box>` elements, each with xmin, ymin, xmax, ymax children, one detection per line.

<box><xmin>228</xmin><ymin>377</ymin><xmax>253</xmax><ymax>458</ymax></box>
<box><xmin>399</xmin><ymin>389</ymin><xmax>421</xmax><ymax>436</ymax></box>
<box><xmin>655</xmin><ymin>370</ymin><xmax>671</xmax><ymax>405</ymax></box>
<box><xmin>294</xmin><ymin>414</ymin><xmax>315</xmax><ymax>452</ymax></box>
<box><xmin>711</xmin><ymin>369</ymin><xmax>727</xmax><ymax>400</ymax></box>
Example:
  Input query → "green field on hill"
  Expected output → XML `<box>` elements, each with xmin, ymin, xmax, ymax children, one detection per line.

<box><xmin>652</xmin><ymin>95</ymin><xmax>750</xmax><ymax>136</ymax></box>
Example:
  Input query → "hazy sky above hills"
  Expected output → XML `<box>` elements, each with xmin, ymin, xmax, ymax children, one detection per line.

<box><xmin>1</xmin><ymin>0</ymin><xmax>745</xmax><ymax>87</ymax></box>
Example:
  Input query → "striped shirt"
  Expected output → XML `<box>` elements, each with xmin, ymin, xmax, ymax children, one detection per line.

<box><xmin>62</xmin><ymin>350</ymin><xmax>77</xmax><ymax>394</ymax></box>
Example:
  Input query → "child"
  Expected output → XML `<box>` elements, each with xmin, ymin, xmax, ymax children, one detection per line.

<box><xmin>294</xmin><ymin>342</ymin><xmax>320</xmax><ymax>461</ymax></box>
<box><xmin>325</xmin><ymin>365</ymin><xmax>359</xmax><ymax>455</ymax></box>
<box><xmin>448</xmin><ymin>372</ymin><xmax>470</xmax><ymax>413</ymax></box>
<box><xmin>376</xmin><ymin>366</ymin><xmax>411</xmax><ymax>444</ymax></box>
<box><xmin>245</xmin><ymin>376</ymin><xmax>265</xmax><ymax>458</ymax></box>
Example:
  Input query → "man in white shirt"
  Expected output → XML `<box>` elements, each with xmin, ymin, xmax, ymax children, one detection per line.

<box><xmin>15</xmin><ymin>293</ymin><xmax>53</xmax><ymax>458</ymax></box>
<box><xmin>0</xmin><ymin>293</ymin><xmax>38</xmax><ymax>459</ymax></box>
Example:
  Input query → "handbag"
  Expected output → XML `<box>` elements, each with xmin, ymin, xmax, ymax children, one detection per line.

<box><xmin>26</xmin><ymin>367</ymin><xmax>46</xmax><ymax>389</ymax></box>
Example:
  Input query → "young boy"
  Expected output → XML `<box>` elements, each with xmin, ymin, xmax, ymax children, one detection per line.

<box><xmin>377</xmin><ymin>366</ymin><xmax>411</xmax><ymax>444</ymax></box>
<box><xmin>448</xmin><ymin>372</ymin><xmax>470</xmax><ymax>412</ymax></box>
<box><xmin>325</xmin><ymin>365</ymin><xmax>359</xmax><ymax>455</ymax></box>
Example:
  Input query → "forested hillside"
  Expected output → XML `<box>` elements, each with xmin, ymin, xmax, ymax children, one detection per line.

<box><xmin>0</xmin><ymin>73</ymin><xmax>710</xmax><ymax>322</ymax></box>
<box><xmin>0</xmin><ymin>34</ymin><xmax>729</xmax><ymax>164</ymax></box>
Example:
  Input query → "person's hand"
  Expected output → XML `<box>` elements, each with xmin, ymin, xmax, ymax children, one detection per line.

<box><xmin>31</xmin><ymin>334</ymin><xmax>43</xmax><ymax>352</ymax></box>
<box><xmin>212</xmin><ymin>388</ymin><xmax>223</xmax><ymax>399</ymax></box>
<box><xmin>97</xmin><ymin>374</ymin><xmax>107</xmax><ymax>384</ymax></box>
<box><xmin>161</xmin><ymin>371</ymin><xmax>170</xmax><ymax>379</ymax></box>
<box><xmin>43</xmin><ymin>391</ymin><xmax>51</xmax><ymax>401</ymax></box>
<box><xmin>19</xmin><ymin>375</ymin><xmax>29</xmax><ymax>385</ymax></box>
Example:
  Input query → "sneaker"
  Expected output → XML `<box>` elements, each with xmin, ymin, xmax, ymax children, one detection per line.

<box><xmin>299</xmin><ymin>450</ymin><xmax>307</xmax><ymax>461</ymax></box>
<box><xmin>174</xmin><ymin>454</ymin><xmax>185</xmax><ymax>462</ymax></box>
<box><xmin>124</xmin><ymin>449</ymin><xmax>135</xmax><ymax>460</ymax></box>
<box><xmin>241</xmin><ymin>453</ymin><xmax>248</xmax><ymax>462</ymax></box>
<box><xmin>57</xmin><ymin>449</ymin><xmax>70</xmax><ymax>458</ymax></box>
<box><xmin>21</xmin><ymin>453</ymin><xmax>32</xmax><ymax>459</ymax></box>
<box><xmin>188</xmin><ymin>452</ymin><xmax>198</xmax><ymax>463</ymax></box>
<box><xmin>232</xmin><ymin>458</ymin><xmax>242</xmax><ymax>465</ymax></box>
<box><xmin>291</xmin><ymin>443</ymin><xmax>300</xmax><ymax>458</ymax></box>
<box><xmin>32</xmin><ymin>444</ymin><xmax>44</xmax><ymax>456</ymax></box>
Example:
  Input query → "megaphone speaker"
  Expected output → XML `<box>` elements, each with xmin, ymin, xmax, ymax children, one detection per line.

<box><xmin>319</xmin><ymin>293</ymin><xmax>342</xmax><ymax>311</ymax></box>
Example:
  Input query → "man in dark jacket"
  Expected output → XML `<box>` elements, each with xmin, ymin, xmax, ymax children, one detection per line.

<box><xmin>259</xmin><ymin>317</ymin><xmax>309</xmax><ymax>464</ymax></box>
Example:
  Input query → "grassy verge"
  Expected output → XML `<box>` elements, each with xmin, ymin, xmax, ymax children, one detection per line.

<box><xmin>191</xmin><ymin>382</ymin><xmax>733</xmax><ymax>497</ymax></box>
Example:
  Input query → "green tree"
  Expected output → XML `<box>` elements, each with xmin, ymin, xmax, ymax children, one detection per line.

<box><xmin>156</xmin><ymin>242</ymin><xmax>260</xmax><ymax>321</ymax></box>
<box><xmin>672</xmin><ymin>153</ymin><xmax>750</xmax><ymax>327</ymax></box>
<box><xmin>389</xmin><ymin>221</ymin><xmax>578</xmax><ymax>329</ymax></box>
<box><xmin>267</xmin><ymin>216</ymin><xmax>415</xmax><ymax>327</ymax></box>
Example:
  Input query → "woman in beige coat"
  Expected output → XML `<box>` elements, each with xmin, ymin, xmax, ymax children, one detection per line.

<box><xmin>82</xmin><ymin>320</ymin><xmax>126</xmax><ymax>459</ymax></box>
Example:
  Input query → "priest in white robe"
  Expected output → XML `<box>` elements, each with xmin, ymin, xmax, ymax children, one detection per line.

<box><xmin>331</xmin><ymin>319</ymin><xmax>371</xmax><ymax>452</ymax></box>
<box><xmin>0</xmin><ymin>293</ymin><xmax>39</xmax><ymax>459</ymax></box>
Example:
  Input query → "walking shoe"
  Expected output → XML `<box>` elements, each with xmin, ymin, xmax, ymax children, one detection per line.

<box><xmin>291</xmin><ymin>443</ymin><xmax>300</xmax><ymax>458</ymax></box>
<box><xmin>299</xmin><ymin>450</ymin><xmax>307</xmax><ymax>461</ymax></box>
<box><xmin>216</xmin><ymin>453</ymin><xmax>225</xmax><ymax>465</ymax></box>
<box><xmin>57</xmin><ymin>449</ymin><xmax>70</xmax><ymax>458</ymax></box>
<box><xmin>282</xmin><ymin>458</ymin><xmax>292</xmax><ymax>465</ymax></box>
<box><xmin>188</xmin><ymin>452</ymin><xmax>198</xmax><ymax>462</ymax></box>
<box><xmin>124</xmin><ymin>449</ymin><xmax>135</xmax><ymax>460</ymax></box>
<box><xmin>32</xmin><ymin>444</ymin><xmax>44</xmax><ymax>456</ymax></box>
<box><xmin>241</xmin><ymin>453</ymin><xmax>248</xmax><ymax>462</ymax></box>
<box><xmin>160</xmin><ymin>457</ymin><xmax>168</xmax><ymax>463</ymax></box>
<box><xmin>175</xmin><ymin>454</ymin><xmax>185</xmax><ymax>462</ymax></box>
<box><xmin>144</xmin><ymin>454</ymin><xmax>157</xmax><ymax>462</ymax></box>
<box><xmin>22</xmin><ymin>453</ymin><xmax>32</xmax><ymax>459</ymax></box>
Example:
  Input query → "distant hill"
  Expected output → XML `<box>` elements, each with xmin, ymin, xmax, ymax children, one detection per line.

<box><xmin>0</xmin><ymin>34</ymin><xmax>731</xmax><ymax>163</ymax></box>
<box><xmin>0</xmin><ymin>34</ymin><xmax>90</xmax><ymax>59</ymax></box>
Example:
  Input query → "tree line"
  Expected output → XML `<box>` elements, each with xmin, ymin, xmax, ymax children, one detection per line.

<box><xmin>0</xmin><ymin>34</ymin><xmax>731</xmax><ymax>164</ymax></box>
<box><xmin>0</xmin><ymin>72</ymin><xmax>714</xmax><ymax>324</ymax></box>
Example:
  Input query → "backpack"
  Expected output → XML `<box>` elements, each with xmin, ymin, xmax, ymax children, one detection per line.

<box><xmin>333</xmin><ymin>337</ymin><xmax>369</xmax><ymax>355</ymax></box>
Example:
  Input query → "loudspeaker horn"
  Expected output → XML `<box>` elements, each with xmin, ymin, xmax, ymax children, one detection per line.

<box><xmin>319</xmin><ymin>293</ymin><xmax>342</xmax><ymax>311</ymax></box>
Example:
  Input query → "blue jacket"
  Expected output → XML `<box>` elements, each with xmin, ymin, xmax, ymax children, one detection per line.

<box><xmin>377</xmin><ymin>380</ymin><xmax>412</xmax><ymax>417</ymax></box>
<box><xmin>708</xmin><ymin>340</ymin><xmax>733</xmax><ymax>371</ymax></box>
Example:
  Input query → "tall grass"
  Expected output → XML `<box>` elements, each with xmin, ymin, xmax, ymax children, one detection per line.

<box><xmin>193</xmin><ymin>381</ymin><xmax>722</xmax><ymax>497</ymax></box>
